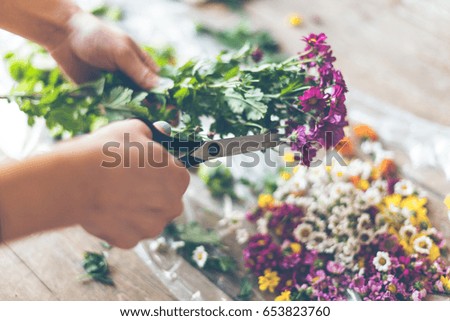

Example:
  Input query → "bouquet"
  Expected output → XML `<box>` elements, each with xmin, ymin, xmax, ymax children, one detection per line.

<box><xmin>4</xmin><ymin>33</ymin><xmax>347</xmax><ymax>165</ymax></box>
<box><xmin>241</xmin><ymin>125</ymin><xmax>449</xmax><ymax>300</ymax></box>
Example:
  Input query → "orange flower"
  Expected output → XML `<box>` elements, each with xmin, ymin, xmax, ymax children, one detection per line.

<box><xmin>349</xmin><ymin>175</ymin><xmax>360</xmax><ymax>187</ymax></box>
<box><xmin>379</xmin><ymin>159</ymin><xmax>397</xmax><ymax>177</ymax></box>
<box><xmin>354</xmin><ymin>124</ymin><xmax>378</xmax><ymax>141</ymax></box>
<box><xmin>336</xmin><ymin>137</ymin><xmax>354</xmax><ymax>157</ymax></box>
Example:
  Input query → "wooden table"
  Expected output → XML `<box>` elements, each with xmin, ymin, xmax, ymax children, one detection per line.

<box><xmin>0</xmin><ymin>0</ymin><xmax>449</xmax><ymax>300</ymax></box>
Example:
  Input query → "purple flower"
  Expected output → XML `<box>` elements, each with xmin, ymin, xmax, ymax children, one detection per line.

<box><xmin>251</xmin><ymin>47</ymin><xmax>264</xmax><ymax>63</ymax></box>
<box><xmin>387</xmin><ymin>177</ymin><xmax>400</xmax><ymax>194</ymax></box>
<box><xmin>246</xmin><ymin>208</ymin><xmax>263</xmax><ymax>222</ymax></box>
<box><xmin>281</xmin><ymin>253</ymin><xmax>302</xmax><ymax>270</ymax></box>
<box><xmin>299</xmin><ymin>87</ymin><xmax>327</xmax><ymax>112</ymax></box>
<box><xmin>243</xmin><ymin>234</ymin><xmax>282</xmax><ymax>274</ymax></box>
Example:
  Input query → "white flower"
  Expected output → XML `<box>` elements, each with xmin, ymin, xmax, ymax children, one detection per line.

<box><xmin>236</xmin><ymin>228</ymin><xmax>249</xmax><ymax>245</ymax></box>
<box><xmin>342</xmin><ymin>237</ymin><xmax>360</xmax><ymax>256</ymax></box>
<box><xmin>293</xmin><ymin>223</ymin><xmax>314</xmax><ymax>243</ymax></box>
<box><xmin>306</xmin><ymin>231</ymin><xmax>328</xmax><ymax>252</ymax></box>
<box><xmin>413</xmin><ymin>235</ymin><xmax>433</xmax><ymax>255</ymax></box>
<box><xmin>192</xmin><ymin>245</ymin><xmax>208</xmax><ymax>268</ymax></box>
<box><xmin>348</xmin><ymin>159</ymin><xmax>372</xmax><ymax>180</ymax></box>
<box><xmin>256</xmin><ymin>217</ymin><xmax>268</xmax><ymax>234</ymax></box>
<box><xmin>372</xmin><ymin>179</ymin><xmax>388</xmax><ymax>193</ymax></box>
<box><xmin>170</xmin><ymin>240</ymin><xmax>185</xmax><ymax>250</ymax></box>
<box><xmin>358</xmin><ymin>230</ymin><xmax>374</xmax><ymax>245</ymax></box>
<box><xmin>399</xmin><ymin>225</ymin><xmax>417</xmax><ymax>240</ymax></box>
<box><xmin>394</xmin><ymin>180</ymin><xmax>415</xmax><ymax>196</ymax></box>
<box><xmin>372</xmin><ymin>251</ymin><xmax>391</xmax><ymax>272</ymax></box>
<box><xmin>400</xmin><ymin>207</ymin><xmax>413</xmax><ymax>219</ymax></box>
<box><xmin>360</xmin><ymin>141</ymin><xmax>383</xmax><ymax>156</ymax></box>
<box><xmin>357</xmin><ymin>213</ymin><xmax>372</xmax><ymax>231</ymax></box>
<box><xmin>362</xmin><ymin>187</ymin><xmax>382</xmax><ymax>207</ymax></box>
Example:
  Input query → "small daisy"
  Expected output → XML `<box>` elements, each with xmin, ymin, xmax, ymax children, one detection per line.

<box><xmin>236</xmin><ymin>228</ymin><xmax>249</xmax><ymax>245</ymax></box>
<box><xmin>394</xmin><ymin>180</ymin><xmax>415</xmax><ymax>196</ymax></box>
<box><xmin>373</xmin><ymin>251</ymin><xmax>392</xmax><ymax>272</ymax></box>
<box><xmin>192</xmin><ymin>245</ymin><xmax>208</xmax><ymax>268</ymax></box>
<box><xmin>362</xmin><ymin>187</ymin><xmax>382</xmax><ymax>207</ymax></box>
<box><xmin>293</xmin><ymin>223</ymin><xmax>314</xmax><ymax>243</ymax></box>
<box><xmin>399</xmin><ymin>225</ymin><xmax>417</xmax><ymax>240</ymax></box>
<box><xmin>357</xmin><ymin>213</ymin><xmax>372</xmax><ymax>231</ymax></box>
<box><xmin>358</xmin><ymin>230</ymin><xmax>374</xmax><ymax>245</ymax></box>
<box><xmin>306</xmin><ymin>231</ymin><xmax>328</xmax><ymax>252</ymax></box>
<box><xmin>413</xmin><ymin>235</ymin><xmax>433</xmax><ymax>255</ymax></box>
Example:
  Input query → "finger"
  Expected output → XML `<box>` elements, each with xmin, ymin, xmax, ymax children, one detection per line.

<box><xmin>132</xmin><ymin>43</ymin><xmax>160</xmax><ymax>73</ymax></box>
<box><xmin>115</xmin><ymin>45</ymin><xmax>159</xmax><ymax>90</ymax></box>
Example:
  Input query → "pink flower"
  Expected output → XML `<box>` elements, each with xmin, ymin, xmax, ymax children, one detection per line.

<box><xmin>326</xmin><ymin>261</ymin><xmax>345</xmax><ymax>275</ymax></box>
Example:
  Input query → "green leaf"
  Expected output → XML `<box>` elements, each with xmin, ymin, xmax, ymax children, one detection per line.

<box><xmin>82</xmin><ymin>251</ymin><xmax>114</xmax><ymax>286</ymax></box>
<box><xmin>175</xmin><ymin>222</ymin><xmax>220</xmax><ymax>245</ymax></box>
<box><xmin>103</xmin><ymin>86</ymin><xmax>133</xmax><ymax>109</ymax></box>
<box><xmin>174</xmin><ymin>87</ymin><xmax>190</xmax><ymax>105</ymax></box>
<box><xmin>237</xmin><ymin>277</ymin><xmax>253</xmax><ymax>300</ymax></box>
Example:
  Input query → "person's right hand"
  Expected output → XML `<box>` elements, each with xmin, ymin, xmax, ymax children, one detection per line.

<box><xmin>0</xmin><ymin>119</ymin><xmax>189</xmax><ymax>248</ymax></box>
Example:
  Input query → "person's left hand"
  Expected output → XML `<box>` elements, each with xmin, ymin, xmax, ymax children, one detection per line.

<box><xmin>48</xmin><ymin>11</ymin><xmax>159</xmax><ymax>89</ymax></box>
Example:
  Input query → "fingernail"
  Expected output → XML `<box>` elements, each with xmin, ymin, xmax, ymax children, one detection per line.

<box><xmin>144</xmin><ymin>75</ymin><xmax>159</xmax><ymax>89</ymax></box>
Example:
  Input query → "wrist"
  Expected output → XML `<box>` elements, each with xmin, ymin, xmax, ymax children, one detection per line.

<box><xmin>42</xmin><ymin>5</ymin><xmax>84</xmax><ymax>51</ymax></box>
<box><xmin>0</xmin><ymin>151</ymin><xmax>83</xmax><ymax>241</ymax></box>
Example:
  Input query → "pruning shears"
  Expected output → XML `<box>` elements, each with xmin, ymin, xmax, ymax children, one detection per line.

<box><xmin>139</xmin><ymin>119</ymin><xmax>282</xmax><ymax>168</ymax></box>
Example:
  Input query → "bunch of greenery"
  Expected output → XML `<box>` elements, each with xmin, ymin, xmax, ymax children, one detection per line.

<box><xmin>3</xmin><ymin>44</ymin><xmax>309</xmax><ymax>140</ymax></box>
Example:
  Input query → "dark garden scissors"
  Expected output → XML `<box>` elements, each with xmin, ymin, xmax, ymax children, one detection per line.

<box><xmin>139</xmin><ymin>119</ymin><xmax>282</xmax><ymax>168</ymax></box>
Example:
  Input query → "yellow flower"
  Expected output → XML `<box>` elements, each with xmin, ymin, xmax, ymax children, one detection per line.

<box><xmin>283</xmin><ymin>152</ymin><xmax>295</xmax><ymax>163</ymax></box>
<box><xmin>289</xmin><ymin>14</ymin><xmax>303</xmax><ymax>27</ymax></box>
<box><xmin>409</xmin><ymin>209</ymin><xmax>431</xmax><ymax>230</ymax></box>
<box><xmin>444</xmin><ymin>195</ymin><xmax>450</xmax><ymax>210</ymax></box>
<box><xmin>357</xmin><ymin>179</ymin><xmax>370</xmax><ymax>191</ymax></box>
<box><xmin>258</xmin><ymin>269</ymin><xmax>281</xmax><ymax>293</ymax></box>
<box><xmin>258</xmin><ymin>194</ymin><xmax>274</xmax><ymax>208</ymax></box>
<box><xmin>401</xmin><ymin>195</ymin><xmax>427</xmax><ymax>212</ymax></box>
<box><xmin>387</xmin><ymin>284</ymin><xmax>397</xmax><ymax>294</ymax></box>
<box><xmin>280</xmin><ymin>171</ymin><xmax>292</xmax><ymax>181</ymax></box>
<box><xmin>428</xmin><ymin>244</ymin><xmax>440</xmax><ymax>262</ymax></box>
<box><xmin>440</xmin><ymin>276</ymin><xmax>450</xmax><ymax>292</ymax></box>
<box><xmin>384</xmin><ymin>194</ymin><xmax>402</xmax><ymax>208</ymax></box>
<box><xmin>290</xmin><ymin>242</ymin><xmax>302</xmax><ymax>254</ymax></box>
<box><xmin>399</xmin><ymin>239</ymin><xmax>414</xmax><ymax>254</ymax></box>
<box><xmin>275</xmin><ymin>290</ymin><xmax>291</xmax><ymax>301</ymax></box>
<box><xmin>293</xmin><ymin>165</ymin><xmax>300</xmax><ymax>174</ymax></box>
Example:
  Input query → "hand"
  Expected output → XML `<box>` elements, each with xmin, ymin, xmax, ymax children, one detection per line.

<box><xmin>0</xmin><ymin>120</ymin><xmax>190</xmax><ymax>248</ymax></box>
<box><xmin>48</xmin><ymin>12</ymin><xmax>160</xmax><ymax>89</ymax></box>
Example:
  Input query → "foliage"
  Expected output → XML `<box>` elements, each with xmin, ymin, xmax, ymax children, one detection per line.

<box><xmin>198</xmin><ymin>164</ymin><xmax>238</xmax><ymax>199</ymax></box>
<box><xmin>196</xmin><ymin>23</ymin><xmax>282</xmax><ymax>60</ymax></box>
<box><xmin>3</xmin><ymin>33</ymin><xmax>347</xmax><ymax>166</ymax></box>
<box><xmin>81</xmin><ymin>251</ymin><xmax>114</xmax><ymax>286</ymax></box>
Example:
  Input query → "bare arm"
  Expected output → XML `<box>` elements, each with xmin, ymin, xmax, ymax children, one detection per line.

<box><xmin>0</xmin><ymin>0</ymin><xmax>159</xmax><ymax>88</ymax></box>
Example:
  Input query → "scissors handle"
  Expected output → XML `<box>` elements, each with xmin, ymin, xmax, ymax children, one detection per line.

<box><xmin>137</xmin><ymin>118</ymin><xmax>204</xmax><ymax>168</ymax></box>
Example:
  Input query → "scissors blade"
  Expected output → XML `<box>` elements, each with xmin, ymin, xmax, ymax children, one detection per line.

<box><xmin>189</xmin><ymin>132</ymin><xmax>282</xmax><ymax>162</ymax></box>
